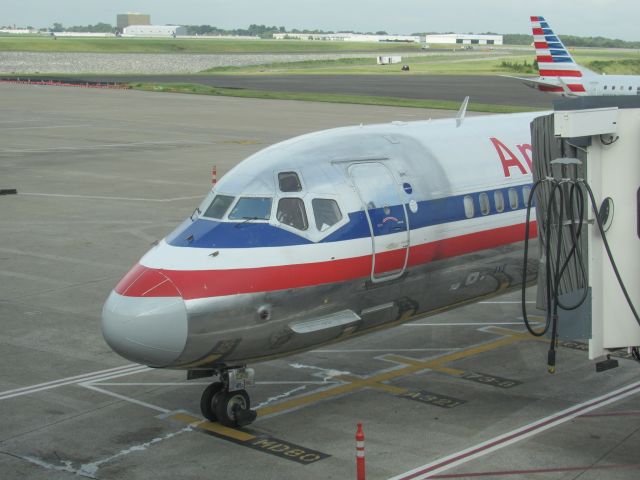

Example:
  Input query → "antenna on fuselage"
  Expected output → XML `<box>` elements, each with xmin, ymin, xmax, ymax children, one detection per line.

<box><xmin>456</xmin><ymin>96</ymin><xmax>470</xmax><ymax>128</ymax></box>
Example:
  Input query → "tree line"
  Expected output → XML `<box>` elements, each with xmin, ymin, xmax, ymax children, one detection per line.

<box><xmin>32</xmin><ymin>23</ymin><xmax>640</xmax><ymax>47</ymax></box>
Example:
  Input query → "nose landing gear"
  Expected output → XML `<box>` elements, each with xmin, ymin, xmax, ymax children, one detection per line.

<box><xmin>199</xmin><ymin>366</ymin><xmax>257</xmax><ymax>428</ymax></box>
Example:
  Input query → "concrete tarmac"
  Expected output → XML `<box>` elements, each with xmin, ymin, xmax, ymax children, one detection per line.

<box><xmin>1</xmin><ymin>84</ymin><xmax>638</xmax><ymax>480</ymax></box>
<box><xmin>42</xmin><ymin>74</ymin><xmax>554</xmax><ymax>108</ymax></box>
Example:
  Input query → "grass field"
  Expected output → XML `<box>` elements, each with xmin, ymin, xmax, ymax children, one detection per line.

<box><xmin>0</xmin><ymin>36</ymin><xmax>422</xmax><ymax>54</ymax></box>
<box><xmin>201</xmin><ymin>50</ymin><xmax>640</xmax><ymax>75</ymax></box>
<box><xmin>130</xmin><ymin>82</ymin><xmax>539</xmax><ymax>113</ymax></box>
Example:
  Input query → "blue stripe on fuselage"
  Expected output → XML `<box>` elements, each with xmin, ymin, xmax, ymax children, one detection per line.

<box><xmin>166</xmin><ymin>185</ymin><xmax>533</xmax><ymax>249</ymax></box>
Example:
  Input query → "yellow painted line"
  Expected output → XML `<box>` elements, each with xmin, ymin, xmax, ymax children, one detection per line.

<box><xmin>432</xmin><ymin>366</ymin><xmax>465</xmax><ymax>376</ymax></box>
<box><xmin>171</xmin><ymin>412</ymin><xmax>204</xmax><ymax>425</ymax></box>
<box><xmin>170</xmin><ymin>412</ymin><xmax>256</xmax><ymax>442</ymax></box>
<box><xmin>370</xmin><ymin>383</ymin><xmax>408</xmax><ymax>394</ymax></box>
<box><xmin>258</xmin><ymin>331</ymin><xmax>526</xmax><ymax>418</ymax></box>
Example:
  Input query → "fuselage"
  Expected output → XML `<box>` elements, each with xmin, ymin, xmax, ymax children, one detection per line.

<box><xmin>538</xmin><ymin>74</ymin><xmax>640</xmax><ymax>96</ymax></box>
<box><xmin>102</xmin><ymin>111</ymin><xmax>543</xmax><ymax>370</ymax></box>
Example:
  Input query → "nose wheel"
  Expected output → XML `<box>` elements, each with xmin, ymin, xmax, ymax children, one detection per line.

<box><xmin>199</xmin><ymin>366</ymin><xmax>257</xmax><ymax>428</ymax></box>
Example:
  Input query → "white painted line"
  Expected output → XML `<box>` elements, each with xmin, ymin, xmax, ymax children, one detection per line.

<box><xmin>313</xmin><ymin>348</ymin><xmax>462</xmax><ymax>353</ymax></box>
<box><xmin>1</xmin><ymin>139</ymin><xmax>214</xmax><ymax>154</ymax></box>
<box><xmin>0</xmin><ymin>246</ymin><xmax>128</xmax><ymax>270</ymax></box>
<box><xmin>478</xmin><ymin>301</ymin><xmax>536</xmax><ymax>304</ymax></box>
<box><xmin>403</xmin><ymin>322</ymin><xmax>537</xmax><ymax>327</ymax></box>
<box><xmin>89</xmin><ymin>382</ymin><xmax>212</xmax><ymax>386</ymax></box>
<box><xmin>253</xmin><ymin>386</ymin><xmax>307</xmax><ymax>409</ymax></box>
<box><xmin>81</xmin><ymin>367</ymin><xmax>153</xmax><ymax>384</ymax></box>
<box><xmin>90</xmin><ymin>381</ymin><xmax>336</xmax><ymax>386</ymax></box>
<box><xmin>387</xmin><ymin>380</ymin><xmax>640</xmax><ymax>480</ymax></box>
<box><xmin>19</xmin><ymin>423</ymin><xmax>196</xmax><ymax>478</ymax></box>
<box><xmin>81</xmin><ymin>384</ymin><xmax>170</xmax><ymax>414</ymax></box>
<box><xmin>0</xmin><ymin>364</ymin><xmax>143</xmax><ymax>400</ymax></box>
<box><xmin>19</xmin><ymin>192</ymin><xmax>202</xmax><ymax>203</ymax></box>
<box><xmin>3</xmin><ymin>124</ymin><xmax>93</xmax><ymax>131</ymax></box>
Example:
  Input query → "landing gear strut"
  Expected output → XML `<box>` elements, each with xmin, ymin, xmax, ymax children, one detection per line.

<box><xmin>199</xmin><ymin>366</ymin><xmax>257</xmax><ymax>427</ymax></box>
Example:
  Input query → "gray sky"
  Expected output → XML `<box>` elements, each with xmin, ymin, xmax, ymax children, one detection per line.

<box><xmin>4</xmin><ymin>0</ymin><xmax>640</xmax><ymax>41</ymax></box>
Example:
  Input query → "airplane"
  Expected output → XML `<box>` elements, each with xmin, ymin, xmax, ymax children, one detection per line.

<box><xmin>102</xmin><ymin>104</ymin><xmax>542</xmax><ymax>428</ymax></box>
<box><xmin>506</xmin><ymin>16</ymin><xmax>640</xmax><ymax>97</ymax></box>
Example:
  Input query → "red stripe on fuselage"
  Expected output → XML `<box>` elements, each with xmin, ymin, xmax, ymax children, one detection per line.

<box><xmin>539</xmin><ymin>69</ymin><xmax>582</xmax><ymax>77</ymax></box>
<box><xmin>116</xmin><ymin>222</ymin><xmax>538</xmax><ymax>300</ymax></box>
<box><xmin>538</xmin><ymin>84</ymin><xmax>585</xmax><ymax>93</ymax></box>
<box><xmin>538</xmin><ymin>86</ymin><xmax>564</xmax><ymax>92</ymax></box>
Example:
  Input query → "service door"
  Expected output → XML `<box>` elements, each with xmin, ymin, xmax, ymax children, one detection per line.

<box><xmin>349</xmin><ymin>162</ymin><xmax>409</xmax><ymax>281</ymax></box>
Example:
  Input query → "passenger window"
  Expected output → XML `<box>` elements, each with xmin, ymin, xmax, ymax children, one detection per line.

<box><xmin>278</xmin><ymin>172</ymin><xmax>302</xmax><ymax>192</ymax></box>
<box><xmin>463</xmin><ymin>195</ymin><xmax>475</xmax><ymax>218</ymax></box>
<box><xmin>203</xmin><ymin>195</ymin><xmax>235</xmax><ymax>219</ymax></box>
<box><xmin>312</xmin><ymin>198</ymin><xmax>343</xmax><ymax>231</ymax></box>
<box><xmin>228</xmin><ymin>197</ymin><xmax>272</xmax><ymax>220</ymax></box>
<box><xmin>508</xmin><ymin>188</ymin><xmax>519</xmax><ymax>209</ymax></box>
<box><xmin>494</xmin><ymin>191</ymin><xmax>505</xmax><ymax>213</ymax></box>
<box><xmin>629</xmin><ymin>86</ymin><xmax>633</xmax><ymax>91</ymax></box>
<box><xmin>277</xmin><ymin>198</ymin><xmax>308</xmax><ymax>230</ymax></box>
<box><xmin>479</xmin><ymin>192</ymin><xmax>490</xmax><ymax>215</ymax></box>
<box><xmin>612</xmin><ymin>86</ymin><xmax>616</xmax><ymax>90</ymax></box>
<box><xmin>522</xmin><ymin>185</ymin><xmax>532</xmax><ymax>206</ymax></box>
<box><xmin>604</xmin><ymin>86</ymin><xmax>608</xmax><ymax>90</ymax></box>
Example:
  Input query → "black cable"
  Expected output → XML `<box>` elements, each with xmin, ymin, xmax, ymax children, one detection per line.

<box><xmin>521</xmin><ymin>178</ymin><xmax>550</xmax><ymax>336</ymax></box>
<box><xmin>555</xmin><ymin>182</ymin><xmax>588</xmax><ymax>311</ymax></box>
<box><xmin>522</xmin><ymin>172</ymin><xmax>640</xmax><ymax>370</ymax></box>
<box><xmin>580</xmin><ymin>180</ymin><xmax>640</xmax><ymax>328</ymax></box>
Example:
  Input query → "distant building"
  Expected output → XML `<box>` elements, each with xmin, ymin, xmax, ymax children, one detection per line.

<box><xmin>273</xmin><ymin>33</ymin><xmax>420</xmax><ymax>43</ymax></box>
<box><xmin>122</xmin><ymin>25</ymin><xmax>187</xmax><ymax>38</ymax></box>
<box><xmin>423</xmin><ymin>34</ymin><xmax>503</xmax><ymax>46</ymax></box>
<box><xmin>117</xmin><ymin>13</ymin><xmax>151</xmax><ymax>33</ymax></box>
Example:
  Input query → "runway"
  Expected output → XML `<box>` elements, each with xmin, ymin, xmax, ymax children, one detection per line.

<box><xmin>1</xmin><ymin>84</ymin><xmax>638</xmax><ymax>480</ymax></box>
<box><xmin>32</xmin><ymin>74</ymin><xmax>553</xmax><ymax>108</ymax></box>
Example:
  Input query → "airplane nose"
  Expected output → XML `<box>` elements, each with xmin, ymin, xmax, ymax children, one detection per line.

<box><xmin>101</xmin><ymin>291</ymin><xmax>188</xmax><ymax>367</ymax></box>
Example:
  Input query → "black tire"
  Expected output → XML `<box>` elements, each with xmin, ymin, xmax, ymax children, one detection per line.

<box><xmin>215</xmin><ymin>389</ymin><xmax>250</xmax><ymax>427</ymax></box>
<box><xmin>200</xmin><ymin>382</ymin><xmax>224</xmax><ymax>421</ymax></box>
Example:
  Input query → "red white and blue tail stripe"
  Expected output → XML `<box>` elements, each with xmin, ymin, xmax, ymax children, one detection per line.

<box><xmin>530</xmin><ymin>15</ymin><xmax>593</xmax><ymax>94</ymax></box>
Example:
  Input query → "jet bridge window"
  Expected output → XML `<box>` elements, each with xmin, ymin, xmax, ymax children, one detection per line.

<box><xmin>203</xmin><ymin>195</ymin><xmax>235</xmax><ymax>219</ymax></box>
<box><xmin>277</xmin><ymin>198</ymin><xmax>308</xmax><ymax>230</ymax></box>
<box><xmin>312</xmin><ymin>198</ymin><xmax>343</xmax><ymax>231</ymax></box>
<box><xmin>278</xmin><ymin>172</ymin><xmax>302</xmax><ymax>192</ymax></box>
<box><xmin>228</xmin><ymin>197</ymin><xmax>272</xmax><ymax>220</ymax></box>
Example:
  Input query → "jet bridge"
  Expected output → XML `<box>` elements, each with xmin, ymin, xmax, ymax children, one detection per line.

<box><xmin>528</xmin><ymin>97</ymin><xmax>640</xmax><ymax>369</ymax></box>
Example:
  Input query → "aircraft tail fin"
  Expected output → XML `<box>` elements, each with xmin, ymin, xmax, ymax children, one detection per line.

<box><xmin>530</xmin><ymin>16</ymin><xmax>596</xmax><ymax>94</ymax></box>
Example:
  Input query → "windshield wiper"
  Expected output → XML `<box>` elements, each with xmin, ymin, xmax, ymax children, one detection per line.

<box><xmin>190</xmin><ymin>207</ymin><xmax>201</xmax><ymax>222</ymax></box>
<box><xmin>235</xmin><ymin>216</ymin><xmax>259</xmax><ymax>227</ymax></box>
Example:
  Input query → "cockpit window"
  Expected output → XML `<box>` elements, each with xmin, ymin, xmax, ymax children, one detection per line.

<box><xmin>277</xmin><ymin>198</ymin><xmax>308</xmax><ymax>230</ymax></box>
<box><xmin>228</xmin><ymin>197</ymin><xmax>272</xmax><ymax>220</ymax></box>
<box><xmin>312</xmin><ymin>198</ymin><xmax>343</xmax><ymax>231</ymax></box>
<box><xmin>203</xmin><ymin>195</ymin><xmax>235</xmax><ymax>219</ymax></box>
<box><xmin>278</xmin><ymin>172</ymin><xmax>302</xmax><ymax>192</ymax></box>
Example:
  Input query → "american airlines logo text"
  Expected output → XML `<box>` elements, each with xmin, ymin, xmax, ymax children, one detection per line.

<box><xmin>490</xmin><ymin>137</ymin><xmax>533</xmax><ymax>177</ymax></box>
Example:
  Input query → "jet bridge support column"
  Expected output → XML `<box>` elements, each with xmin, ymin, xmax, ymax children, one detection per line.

<box><xmin>530</xmin><ymin>97</ymin><xmax>640</xmax><ymax>364</ymax></box>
